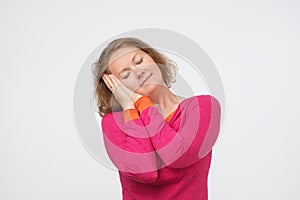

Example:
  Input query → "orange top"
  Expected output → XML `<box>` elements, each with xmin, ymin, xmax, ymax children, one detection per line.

<box><xmin>123</xmin><ymin>96</ymin><xmax>176</xmax><ymax>123</ymax></box>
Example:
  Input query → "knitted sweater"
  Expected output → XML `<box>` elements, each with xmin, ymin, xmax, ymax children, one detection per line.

<box><xmin>101</xmin><ymin>95</ymin><xmax>221</xmax><ymax>200</ymax></box>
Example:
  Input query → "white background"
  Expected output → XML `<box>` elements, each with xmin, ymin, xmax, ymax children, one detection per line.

<box><xmin>1</xmin><ymin>1</ymin><xmax>299</xmax><ymax>199</ymax></box>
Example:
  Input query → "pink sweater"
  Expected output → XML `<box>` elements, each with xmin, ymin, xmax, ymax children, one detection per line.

<box><xmin>101</xmin><ymin>95</ymin><xmax>221</xmax><ymax>200</ymax></box>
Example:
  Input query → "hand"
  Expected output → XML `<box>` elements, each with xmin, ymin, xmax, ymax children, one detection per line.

<box><xmin>102</xmin><ymin>73</ymin><xmax>143</xmax><ymax>110</ymax></box>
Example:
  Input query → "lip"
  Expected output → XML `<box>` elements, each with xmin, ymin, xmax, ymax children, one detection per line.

<box><xmin>140</xmin><ymin>73</ymin><xmax>152</xmax><ymax>86</ymax></box>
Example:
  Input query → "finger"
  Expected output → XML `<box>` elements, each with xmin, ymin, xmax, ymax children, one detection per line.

<box><xmin>109</xmin><ymin>74</ymin><xmax>121</xmax><ymax>86</ymax></box>
<box><xmin>110</xmin><ymin>75</ymin><xmax>135</xmax><ymax>98</ymax></box>
<box><xmin>109</xmin><ymin>74</ymin><xmax>124</xmax><ymax>88</ymax></box>
<box><xmin>102</xmin><ymin>74</ymin><xmax>114</xmax><ymax>91</ymax></box>
<box><xmin>109</xmin><ymin>74</ymin><xmax>125</xmax><ymax>93</ymax></box>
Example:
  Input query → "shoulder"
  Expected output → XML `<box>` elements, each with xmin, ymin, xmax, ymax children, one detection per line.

<box><xmin>188</xmin><ymin>94</ymin><xmax>221</xmax><ymax>112</ymax></box>
<box><xmin>181</xmin><ymin>94</ymin><xmax>219</xmax><ymax>103</ymax></box>
<box><xmin>201</xmin><ymin>94</ymin><xmax>219</xmax><ymax>102</ymax></box>
<box><xmin>101</xmin><ymin>111</ymin><xmax>123</xmax><ymax>131</ymax></box>
<box><xmin>101</xmin><ymin>112</ymin><xmax>113</xmax><ymax>124</ymax></box>
<box><xmin>195</xmin><ymin>95</ymin><xmax>221</xmax><ymax>118</ymax></box>
<box><xmin>191</xmin><ymin>94</ymin><xmax>220</xmax><ymax>104</ymax></box>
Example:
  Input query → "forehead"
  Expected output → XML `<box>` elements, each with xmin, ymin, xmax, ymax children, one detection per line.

<box><xmin>108</xmin><ymin>47</ymin><xmax>141</xmax><ymax>68</ymax></box>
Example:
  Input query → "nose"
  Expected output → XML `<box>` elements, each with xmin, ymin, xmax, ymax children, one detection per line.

<box><xmin>133</xmin><ymin>68</ymin><xmax>146</xmax><ymax>80</ymax></box>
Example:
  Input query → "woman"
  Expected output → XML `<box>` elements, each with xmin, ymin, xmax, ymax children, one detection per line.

<box><xmin>92</xmin><ymin>37</ymin><xmax>221</xmax><ymax>200</ymax></box>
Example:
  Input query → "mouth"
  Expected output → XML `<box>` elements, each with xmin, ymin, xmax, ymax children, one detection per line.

<box><xmin>140</xmin><ymin>73</ymin><xmax>152</xmax><ymax>87</ymax></box>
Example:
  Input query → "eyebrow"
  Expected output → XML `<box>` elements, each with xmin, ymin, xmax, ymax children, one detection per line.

<box><xmin>117</xmin><ymin>52</ymin><xmax>139</xmax><ymax>77</ymax></box>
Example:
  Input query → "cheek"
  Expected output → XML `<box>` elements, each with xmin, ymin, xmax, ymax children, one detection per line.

<box><xmin>150</xmin><ymin>64</ymin><xmax>162</xmax><ymax>77</ymax></box>
<box><xmin>121</xmin><ymin>79</ymin><xmax>139</xmax><ymax>91</ymax></box>
<box><xmin>151</xmin><ymin>68</ymin><xmax>164</xmax><ymax>84</ymax></box>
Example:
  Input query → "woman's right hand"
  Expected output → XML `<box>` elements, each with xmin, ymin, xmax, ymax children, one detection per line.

<box><xmin>102</xmin><ymin>73</ymin><xmax>143</xmax><ymax>110</ymax></box>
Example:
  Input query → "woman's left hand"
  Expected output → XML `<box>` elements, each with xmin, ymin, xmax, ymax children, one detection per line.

<box><xmin>102</xmin><ymin>73</ymin><xmax>143</xmax><ymax>109</ymax></box>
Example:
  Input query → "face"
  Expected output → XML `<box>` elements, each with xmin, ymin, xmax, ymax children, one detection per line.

<box><xmin>107</xmin><ymin>47</ymin><xmax>166</xmax><ymax>95</ymax></box>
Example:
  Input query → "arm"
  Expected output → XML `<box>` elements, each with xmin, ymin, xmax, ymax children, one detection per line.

<box><xmin>134</xmin><ymin>95</ymin><xmax>221</xmax><ymax>168</ymax></box>
<box><xmin>101</xmin><ymin>111</ymin><xmax>159</xmax><ymax>183</ymax></box>
<box><xmin>101</xmin><ymin>74</ymin><xmax>220</xmax><ymax>172</ymax></box>
<box><xmin>100</xmin><ymin>74</ymin><xmax>159</xmax><ymax>183</ymax></box>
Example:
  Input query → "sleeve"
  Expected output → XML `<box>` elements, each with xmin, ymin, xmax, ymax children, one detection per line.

<box><xmin>134</xmin><ymin>95</ymin><xmax>221</xmax><ymax>169</ymax></box>
<box><xmin>122</xmin><ymin>98</ymin><xmax>153</xmax><ymax>122</ymax></box>
<box><xmin>122</xmin><ymin>108</ymin><xmax>139</xmax><ymax>122</ymax></box>
<box><xmin>101</xmin><ymin>111</ymin><xmax>159</xmax><ymax>183</ymax></box>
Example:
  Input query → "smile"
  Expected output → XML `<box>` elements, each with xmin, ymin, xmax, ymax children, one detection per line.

<box><xmin>140</xmin><ymin>73</ymin><xmax>152</xmax><ymax>86</ymax></box>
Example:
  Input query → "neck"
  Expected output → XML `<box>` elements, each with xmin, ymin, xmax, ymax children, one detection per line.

<box><xmin>147</xmin><ymin>86</ymin><xmax>180</xmax><ymax>116</ymax></box>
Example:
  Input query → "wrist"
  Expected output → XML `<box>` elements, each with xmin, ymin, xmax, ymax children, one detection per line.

<box><xmin>132</xmin><ymin>93</ymin><xmax>143</xmax><ymax>103</ymax></box>
<box><xmin>122</xmin><ymin>102</ymin><xmax>135</xmax><ymax>111</ymax></box>
<box><xmin>134</xmin><ymin>96</ymin><xmax>153</xmax><ymax>113</ymax></box>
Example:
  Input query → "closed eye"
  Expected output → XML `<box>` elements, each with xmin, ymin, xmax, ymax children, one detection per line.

<box><xmin>121</xmin><ymin>57</ymin><xmax>143</xmax><ymax>79</ymax></box>
<box><xmin>136</xmin><ymin>57</ymin><xmax>143</xmax><ymax>65</ymax></box>
<box><xmin>121</xmin><ymin>71</ymin><xmax>130</xmax><ymax>79</ymax></box>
